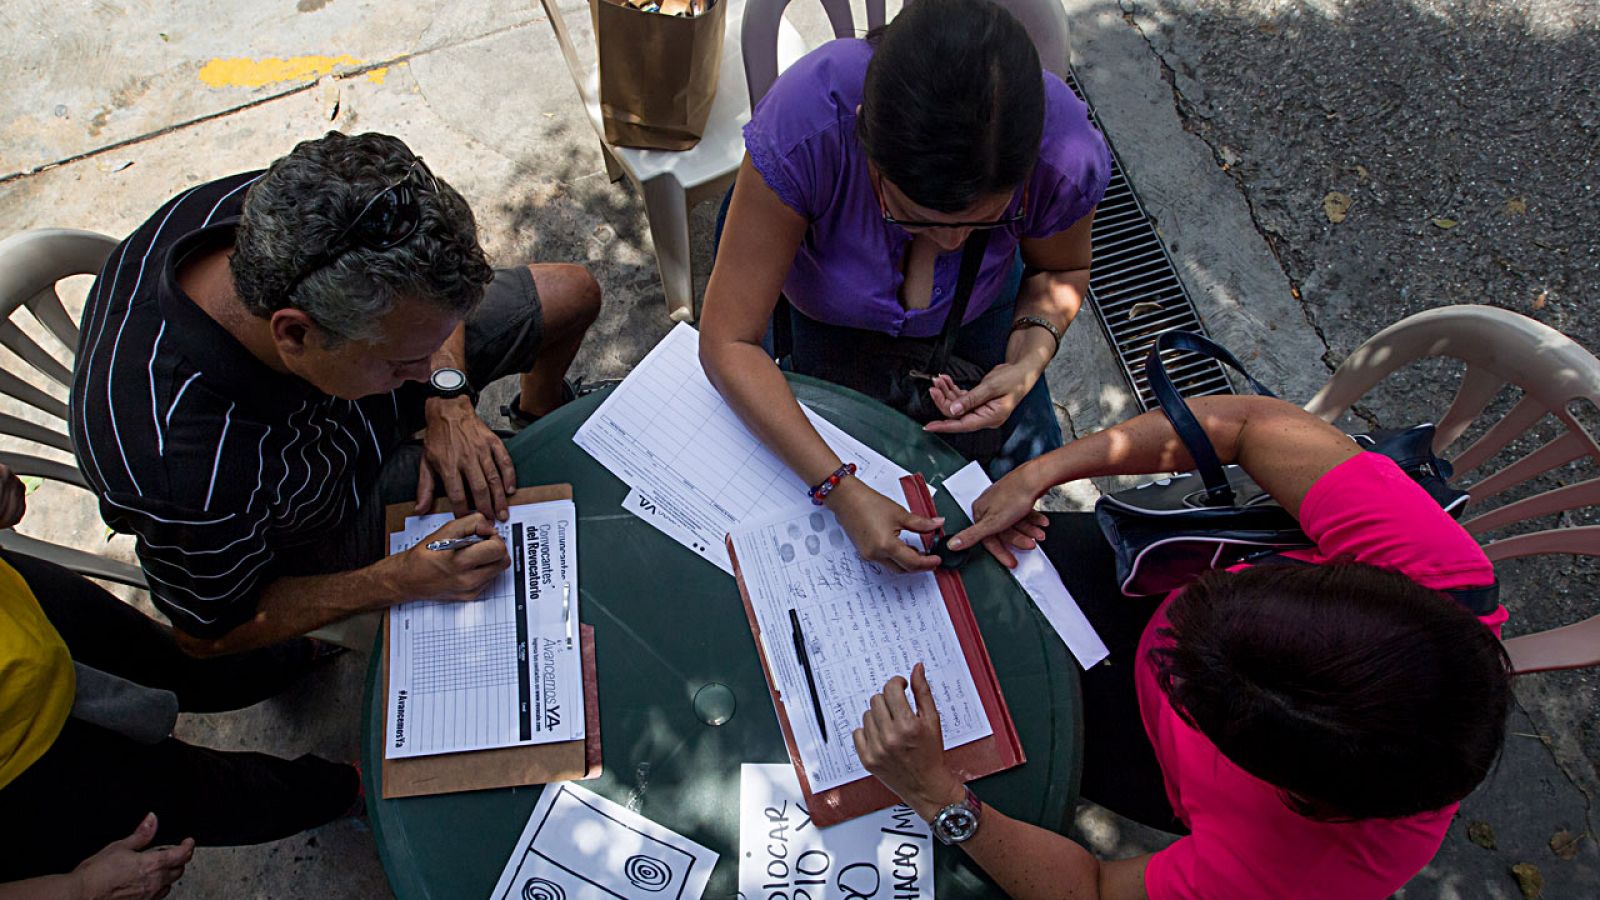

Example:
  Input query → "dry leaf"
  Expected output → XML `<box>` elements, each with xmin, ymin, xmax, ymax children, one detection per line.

<box><xmin>1468</xmin><ymin>820</ymin><xmax>1497</xmax><ymax>850</ymax></box>
<box><xmin>1549</xmin><ymin>829</ymin><xmax>1580</xmax><ymax>860</ymax></box>
<box><xmin>1127</xmin><ymin>301</ymin><xmax>1165</xmax><ymax>320</ymax></box>
<box><xmin>1533</xmin><ymin>290</ymin><xmax>1548</xmax><ymax>311</ymax></box>
<box><xmin>1355</xmin><ymin>164</ymin><xmax>1370</xmax><ymax>180</ymax></box>
<box><xmin>1432</xmin><ymin>217</ymin><xmax>1459</xmax><ymax>230</ymax></box>
<box><xmin>318</xmin><ymin>77</ymin><xmax>341</xmax><ymax>121</ymax></box>
<box><xmin>1511</xmin><ymin>862</ymin><xmax>1545</xmax><ymax>899</ymax></box>
<box><xmin>1322</xmin><ymin>191</ymin><xmax>1352</xmax><ymax>223</ymax></box>
<box><xmin>1505</xmin><ymin>197</ymin><xmax>1527</xmax><ymax>216</ymax></box>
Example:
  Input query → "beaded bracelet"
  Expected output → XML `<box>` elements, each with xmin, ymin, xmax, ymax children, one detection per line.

<box><xmin>808</xmin><ymin>463</ymin><xmax>857</xmax><ymax>506</ymax></box>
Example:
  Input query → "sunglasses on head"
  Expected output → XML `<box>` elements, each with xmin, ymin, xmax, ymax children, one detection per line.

<box><xmin>283</xmin><ymin>157</ymin><xmax>438</xmax><ymax>298</ymax></box>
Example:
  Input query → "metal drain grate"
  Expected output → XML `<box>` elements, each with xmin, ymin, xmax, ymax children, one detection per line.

<box><xmin>1064</xmin><ymin>69</ymin><xmax>1232</xmax><ymax>411</ymax></box>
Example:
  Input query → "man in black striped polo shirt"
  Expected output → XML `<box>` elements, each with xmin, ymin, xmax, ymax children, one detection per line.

<box><xmin>70</xmin><ymin>132</ymin><xmax>601</xmax><ymax>652</ymax></box>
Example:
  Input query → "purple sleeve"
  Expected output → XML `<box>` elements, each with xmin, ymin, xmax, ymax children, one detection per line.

<box><xmin>1022</xmin><ymin>75</ymin><xmax>1113</xmax><ymax>238</ymax></box>
<box><xmin>742</xmin><ymin>40</ymin><xmax>867</xmax><ymax>221</ymax></box>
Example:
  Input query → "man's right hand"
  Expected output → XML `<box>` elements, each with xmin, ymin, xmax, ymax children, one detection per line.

<box><xmin>826</xmin><ymin>478</ymin><xmax>942</xmax><ymax>572</ymax></box>
<box><xmin>72</xmin><ymin>813</ymin><xmax>193</xmax><ymax>900</ymax></box>
<box><xmin>390</xmin><ymin>513</ymin><xmax>509</xmax><ymax>602</ymax></box>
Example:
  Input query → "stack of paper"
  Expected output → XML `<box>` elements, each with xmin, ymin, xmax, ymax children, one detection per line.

<box><xmin>739</xmin><ymin>764</ymin><xmax>933</xmax><ymax>899</ymax></box>
<box><xmin>574</xmin><ymin>323</ymin><xmax>915</xmax><ymax>574</ymax></box>
<box><xmin>385</xmin><ymin>500</ymin><xmax>584</xmax><ymax>759</ymax></box>
<box><xmin>730</xmin><ymin>504</ymin><xmax>992</xmax><ymax>791</ymax></box>
<box><xmin>490</xmin><ymin>781</ymin><xmax>717</xmax><ymax>899</ymax></box>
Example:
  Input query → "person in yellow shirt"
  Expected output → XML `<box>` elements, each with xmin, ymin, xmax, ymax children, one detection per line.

<box><xmin>0</xmin><ymin>464</ymin><xmax>358</xmax><ymax>891</ymax></box>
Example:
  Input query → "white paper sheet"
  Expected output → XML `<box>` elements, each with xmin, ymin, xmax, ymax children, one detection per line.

<box><xmin>573</xmin><ymin>322</ymin><xmax>917</xmax><ymax>574</ymax></box>
<box><xmin>384</xmin><ymin>500</ymin><xmax>583</xmax><ymax>759</ymax></box>
<box><xmin>489</xmin><ymin>781</ymin><xmax>717</xmax><ymax>900</ymax></box>
<box><xmin>731</xmin><ymin>505</ymin><xmax>992</xmax><ymax>792</ymax></box>
<box><xmin>942</xmin><ymin>462</ymin><xmax>1109</xmax><ymax>669</ymax></box>
<box><xmin>739</xmin><ymin>763</ymin><xmax>933</xmax><ymax>899</ymax></box>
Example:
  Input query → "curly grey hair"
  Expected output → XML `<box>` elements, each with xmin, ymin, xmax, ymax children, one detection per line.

<box><xmin>231</xmin><ymin>131</ymin><xmax>494</xmax><ymax>344</ymax></box>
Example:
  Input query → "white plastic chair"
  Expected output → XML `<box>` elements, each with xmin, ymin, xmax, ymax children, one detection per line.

<box><xmin>0</xmin><ymin>229</ymin><xmax>144</xmax><ymax>586</ymax></box>
<box><xmin>538</xmin><ymin>0</ymin><xmax>805</xmax><ymax>322</ymax></box>
<box><xmin>1305</xmin><ymin>305</ymin><xmax>1600</xmax><ymax>674</ymax></box>
<box><xmin>742</xmin><ymin>0</ymin><xmax>1072</xmax><ymax>107</ymax></box>
<box><xmin>0</xmin><ymin>228</ymin><xmax>372</xmax><ymax>650</ymax></box>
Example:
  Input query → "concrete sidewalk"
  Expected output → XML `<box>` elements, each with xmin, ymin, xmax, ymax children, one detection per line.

<box><xmin>1</xmin><ymin>0</ymin><xmax>1593</xmax><ymax>896</ymax></box>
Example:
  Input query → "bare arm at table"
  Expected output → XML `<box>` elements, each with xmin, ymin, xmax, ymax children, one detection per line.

<box><xmin>949</xmin><ymin>396</ymin><xmax>1362</xmax><ymax>564</ymax></box>
<box><xmin>858</xmin><ymin>665</ymin><xmax>1153</xmax><ymax>900</ymax></box>
<box><xmin>700</xmin><ymin>156</ymin><xmax>940</xmax><ymax>571</ymax></box>
<box><xmin>173</xmin><ymin>515</ymin><xmax>507</xmax><ymax>657</ymax></box>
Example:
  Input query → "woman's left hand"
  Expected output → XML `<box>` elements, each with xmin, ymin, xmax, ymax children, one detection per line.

<box><xmin>924</xmin><ymin>363</ymin><xmax>1038</xmax><ymax>434</ymax></box>
<box><xmin>854</xmin><ymin>663</ymin><xmax>965</xmax><ymax>817</ymax></box>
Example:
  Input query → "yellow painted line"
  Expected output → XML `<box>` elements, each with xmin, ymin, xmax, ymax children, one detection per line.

<box><xmin>198</xmin><ymin>55</ymin><xmax>391</xmax><ymax>89</ymax></box>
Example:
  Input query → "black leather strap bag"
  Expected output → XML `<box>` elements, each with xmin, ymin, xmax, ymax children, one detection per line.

<box><xmin>1094</xmin><ymin>331</ymin><xmax>1471</xmax><ymax>597</ymax></box>
<box><xmin>789</xmin><ymin>230</ymin><xmax>1005</xmax><ymax>461</ymax></box>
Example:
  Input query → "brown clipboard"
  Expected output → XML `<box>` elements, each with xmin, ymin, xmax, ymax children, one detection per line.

<box><xmin>727</xmin><ymin>474</ymin><xmax>1024</xmax><ymax>826</ymax></box>
<box><xmin>379</xmin><ymin>484</ymin><xmax>602</xmax><ymax>799</ymax></box>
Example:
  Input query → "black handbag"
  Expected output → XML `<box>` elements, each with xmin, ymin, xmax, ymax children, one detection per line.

<box><xmin>788</xmin><ymin>230</ymin><xmax>1005</xmax><ymax>461</ymax></box>
<box><xmin>1094</xmin><ymin>331</ymin><xmax>1470</xmax><ymax>597</ymax></box>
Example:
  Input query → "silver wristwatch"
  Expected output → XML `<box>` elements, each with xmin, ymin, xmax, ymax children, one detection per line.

<box><xmin>427</xmin><ymin>367</ymin><xmax>475</xmax><ymax>402</ymax></box>
<box><xmin>930</xmin><ymin>786</ymin><xmax>982</xmax><ymax>845</ymax></box>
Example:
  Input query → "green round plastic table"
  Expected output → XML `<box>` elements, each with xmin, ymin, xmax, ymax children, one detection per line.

<box><xmin>362</xmin><ymin>375</ymin><xmax>1082</xmax><ymax>899</ymax></box>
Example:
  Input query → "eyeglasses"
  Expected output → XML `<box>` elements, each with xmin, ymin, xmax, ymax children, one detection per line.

<box><xmin>875</xmin><ymin>176</ymin><xmax>1027</xmax><ymax>232</ymax></box>
<box><xmin>283</xmin><ymin>157</ymin><xmax>437</xmax><ymax>298</ymax></box>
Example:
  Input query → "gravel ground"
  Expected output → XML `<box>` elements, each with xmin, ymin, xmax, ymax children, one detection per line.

<box><xmin>1126</xmin><ymin>0</ymin><xmax>1599</xmax><ymax>357</ymax></box>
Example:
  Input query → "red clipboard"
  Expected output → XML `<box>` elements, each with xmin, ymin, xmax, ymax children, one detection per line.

<box><xmin>728</xmin><ymin>473</ymin><xmax>1024</xmax><ymax>826</ymax></box>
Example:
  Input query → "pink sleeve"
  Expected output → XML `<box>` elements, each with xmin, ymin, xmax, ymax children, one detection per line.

<box><xmin>1297</xmin><ymin>453</ymin><xmax>1506</xmax><ymax>636</ymax></box>
<box><xmin>1144</xmin><ymin>836</ymin><xmax>1257</xmax><ymax>900</ymax></box>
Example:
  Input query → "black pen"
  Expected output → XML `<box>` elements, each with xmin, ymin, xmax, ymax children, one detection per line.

<box><xmin>788</xmin><ymin>608</ymin><xmax>829</xmax><ymax>743</ymax></box>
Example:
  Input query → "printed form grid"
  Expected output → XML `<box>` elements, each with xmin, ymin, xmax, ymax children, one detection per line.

<box><xmin>594</xmin><ymin>327</ymin><xmax>803</xmax><ymax>520</ymax></box>
<box><xmin>407</xmin><ymin>573</ymin><xmax>517</xmax><ymax>753</ymax></box>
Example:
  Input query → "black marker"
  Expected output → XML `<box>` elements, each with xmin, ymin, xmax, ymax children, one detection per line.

<box><xmin>788</xmin><ymin>608</ymin><xmax>828</xmax><ymax>743</ymax></box>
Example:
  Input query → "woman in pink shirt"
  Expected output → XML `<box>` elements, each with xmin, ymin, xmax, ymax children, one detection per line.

<box><xmin>853</xmin><ymin>395</ymin><xmax>1511</xmax><ymax>899</ymax></box>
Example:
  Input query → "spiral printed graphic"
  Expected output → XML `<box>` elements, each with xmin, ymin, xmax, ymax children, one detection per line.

<box><xmin>521</xmin><ymin>877</ymin><xmax>566</xmax><ymax>900</ymax></box>
<box><xmin>624</xmin><ymin>855</ymin><xmax>672</xmax><ymax>892</ymax></box>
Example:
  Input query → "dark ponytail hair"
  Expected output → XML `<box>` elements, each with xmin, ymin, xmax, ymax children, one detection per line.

<box><xmin>1152</xmin><ymin>562</ymin><xmax>1512</xmax><ymax>821</ymax></box>
<box><xmin>857</xmin><ymin>0</ymin><xmax>1045</xmax><ymax>213</ymax></box>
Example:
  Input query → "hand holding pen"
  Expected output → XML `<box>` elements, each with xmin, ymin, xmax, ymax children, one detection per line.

<box><xmin>390</xmin><ymin>513</ymin><xmax>509</xmax><ymax>602</ymax></box>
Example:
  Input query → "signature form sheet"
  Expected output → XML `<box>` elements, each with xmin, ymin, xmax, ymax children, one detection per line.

<box><xmin>385</xmin><ymin>500</ymin><xmax>583</xmax><ymax>759</ymax></box>
<box><xmin>573</xmin><ymin>322</ymin><xmax>914</xmax><ymax>574</ymax></box>
<box><xmin>731</xmin><ymin>505</ymin><xmax>992</xmax><ymax>791</ymax></box>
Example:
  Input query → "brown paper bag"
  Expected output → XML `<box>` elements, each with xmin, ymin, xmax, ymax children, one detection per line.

<box><xmin>591</xmin><ymin>0</ymin><xmax>726</xmax><ymax>151</ymax></box>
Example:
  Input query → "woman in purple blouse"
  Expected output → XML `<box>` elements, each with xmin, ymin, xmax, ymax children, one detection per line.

<box><xmin>701</xmin><ymin>0</ymin><xmax>1110</xmax><ymax>571</ymax></box>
